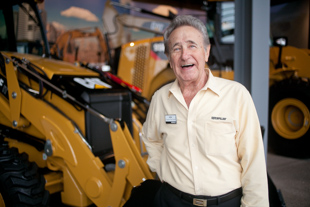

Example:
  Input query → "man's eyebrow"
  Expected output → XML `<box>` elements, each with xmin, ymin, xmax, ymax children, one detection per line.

<box><xmin>186</xmin><ymin>40</ymin><xmax>198</xmax><ymax>45</ymax></box>
<box><xmin>171</xmin><ymin>42</ymin><xmax>181</xmax><ymax>49</ymax></box>
<box><xmin>171</xmin><ymin>40</ymin><xmax>198</xmax><ymax>49</ymax></box>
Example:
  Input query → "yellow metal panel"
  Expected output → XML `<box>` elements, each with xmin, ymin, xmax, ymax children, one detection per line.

<box><xmin>1</xmin><ymin>52</ymin><xmax>99</xmax><ymax>80</ymax></box>
<box><xmin>44</xmin><ymin>172</ymin><xmax>63</xmax><ymax>194</ymax></box>
<box><xmin>5</xmin><ymin>60</ymin><xmax>22</xmax><ymax>127</ymax></box>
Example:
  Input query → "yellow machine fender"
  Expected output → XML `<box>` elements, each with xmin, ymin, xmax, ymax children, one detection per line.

<box><xmin>146</xmin><ymin>68</ymin><xmax>175</xmax><ymax>101</ymax></box>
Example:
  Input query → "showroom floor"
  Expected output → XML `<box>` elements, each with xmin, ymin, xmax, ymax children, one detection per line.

<box><xmin>267</xmin><ymin>151</ymin><xmax>310</xmax><ymax>207</ymax></box>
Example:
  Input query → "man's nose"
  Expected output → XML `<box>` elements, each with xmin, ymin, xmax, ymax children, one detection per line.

<box><xmin>181</xmin><ymin>48</ymin><xmax>190</xmax><ymax>60</ymax></box>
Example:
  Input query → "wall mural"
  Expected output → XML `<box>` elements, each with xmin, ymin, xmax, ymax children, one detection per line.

<box><xmin>44</xmin><ymin>0</ymin><xmax>206</xmax><ymax>65</ymax></box>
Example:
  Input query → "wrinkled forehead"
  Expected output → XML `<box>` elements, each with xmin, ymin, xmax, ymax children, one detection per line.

<box><xmin>168</xmin><ymin>26</ymin><xmax>204</xmax><ymax>46</ymax></box>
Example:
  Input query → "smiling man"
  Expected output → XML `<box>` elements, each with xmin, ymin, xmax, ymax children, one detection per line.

<box><xmin>142</xmin><ymin>15</ymin><xmax>269</xmax><ymax>207</ymax></box>
<box><xmin>168</xmin><ymin>24</ymin><xmax>209</xmax><ymax>107</ymax></box>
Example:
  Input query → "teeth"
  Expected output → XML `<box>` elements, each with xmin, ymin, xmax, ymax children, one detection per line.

<box><xmin>182</xmin><ymin>64</ymin><xmax>194</xmax><ymax>68</ymax></box>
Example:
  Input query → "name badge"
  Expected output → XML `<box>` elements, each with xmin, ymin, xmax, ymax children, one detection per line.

<box><xmin>165</xmin><ymin>114</ymin><xmax>177</xmax><ymax>124</ymax></box>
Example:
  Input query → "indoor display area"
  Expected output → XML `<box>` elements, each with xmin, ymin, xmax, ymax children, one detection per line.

<box><xmin>0</xmin><ymin>0</ymin><xmax>309</xmax><ymax>206</ymax></box>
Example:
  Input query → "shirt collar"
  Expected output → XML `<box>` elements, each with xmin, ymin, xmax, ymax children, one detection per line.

<box><xmin>168</xmin><ymin>68</ymin><xmax>221</xmax><ymax>98</ymax></box>
<box><xmin>168</xmin><ymin>80</ymin><xmax>181</xmax><ymax>98</ymax></box>
<box><xmin>203</xmin><ymin>69</ymin><xmax>221</xmax><ymax>96</ymax></box>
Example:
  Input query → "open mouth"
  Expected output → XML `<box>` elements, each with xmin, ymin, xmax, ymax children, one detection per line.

<box><xmin>181</xmin><ymin>64</ymin><xmax>194</xmax><ymax>68</ymax></box>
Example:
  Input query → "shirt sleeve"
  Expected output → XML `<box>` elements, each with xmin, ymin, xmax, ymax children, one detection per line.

<box><xmin>141</xmin><ymin>92</ymin><xmax>164</xmax><ymax>178</ymax></box>
<box><xmin>237</xmin><ymin>89</ymin><xmax>269</xmax><ymax>207</ymax></box>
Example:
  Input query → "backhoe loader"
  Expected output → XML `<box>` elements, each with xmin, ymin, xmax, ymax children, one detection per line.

<box><xmin>0</xmin><ymin>0</ymin><xmax>153</xmax><ymax>206</ymax></box>
<box><xmin>50</xmin><ymin>27</ymin><xmax>109</xmax><ymax>65</ymax></box>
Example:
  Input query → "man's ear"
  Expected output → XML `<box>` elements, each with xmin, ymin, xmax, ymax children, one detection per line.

<box><xmin>205</xmin><ymin>45</ymin><xmax>211</xmax><ymax>62</ymax></box>
<box><xmin>165</xmin><ymin>53</ymin><xmax>171</xmax><ymax>67</ymax></box>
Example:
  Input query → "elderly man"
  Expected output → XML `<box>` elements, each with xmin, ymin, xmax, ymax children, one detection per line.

<box><xmin>142</xmin><ymin>15</ymin><xmax>269</xmax><ymax>207</ymax></box>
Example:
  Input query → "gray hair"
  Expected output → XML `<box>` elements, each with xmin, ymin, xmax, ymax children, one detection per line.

<box><xmin>163</xmin><ymin>15</ymin><xmax>210</xmax><ymax>55</ymax></box>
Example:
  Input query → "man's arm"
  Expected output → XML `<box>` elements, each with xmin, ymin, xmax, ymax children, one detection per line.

<box><xmin>237</xmin><ymin>90</ymin><xmax>269</xmax><ymax>207</ymax></box>
<box><xmin>142</xmin><ymin>93</ymin><xmax>164</xmax><ymax>177</ymax></box>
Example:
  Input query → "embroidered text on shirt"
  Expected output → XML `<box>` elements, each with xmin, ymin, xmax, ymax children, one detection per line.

<box><xmin>211</xmin><ymin>116</ymin><xmax>227</xmax><ymax>121</ymax></box>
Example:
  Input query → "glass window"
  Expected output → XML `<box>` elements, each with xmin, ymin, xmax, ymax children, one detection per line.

<box><xmin>0</xmin><ymin>3</ymin><xmax>44</xmax><ymax>55</ymax></box>
<box><xmin>220</xmin><ymin>2</ymin><xmax>235</xmax><ymax>43</ymax></box>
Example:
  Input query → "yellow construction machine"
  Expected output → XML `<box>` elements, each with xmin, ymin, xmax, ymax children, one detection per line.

<box><xmin>50</xmin><ymin>27</ymin><xmax>109</xmax><ymax>64</ymax></box>
<box><xmin>268</xmin><ymin>37</ymin><xmax>310</xmax><ymax>158</ymax></box>
<box><xmin>0</xmin><ymin>0</ymin><xmax>153</xmax><ymax>206</ymax></box>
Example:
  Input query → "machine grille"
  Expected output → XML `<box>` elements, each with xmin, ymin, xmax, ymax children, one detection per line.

<box><xmin>133</xmin><ymin>45</ymin><xmax>147</xmax><ymax>90</ymax></box>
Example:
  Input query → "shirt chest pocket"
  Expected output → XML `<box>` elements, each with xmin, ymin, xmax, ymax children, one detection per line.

<box><xmin>204</xmin><ymin>121</ymin><xmax>236</xmax><ymax>155</ymax></box>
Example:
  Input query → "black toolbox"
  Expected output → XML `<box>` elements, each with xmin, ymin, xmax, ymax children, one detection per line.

<box><xmin>82</xmin><ymin>89</ymin><xmax>133</xmax><ymax>159</ymax></box>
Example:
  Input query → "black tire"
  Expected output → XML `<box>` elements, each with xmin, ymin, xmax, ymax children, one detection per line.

<box><xmin>268</xmin><ymin>78</ymin><xmax>310</xmax><ymax>158</ymax></box>
<box><xmin>0</xmin><ymin>141</ymin><xmax>49</xmax><ymax>206</ymax></box>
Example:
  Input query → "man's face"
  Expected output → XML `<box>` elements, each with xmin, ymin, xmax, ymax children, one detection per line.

<box><xmin>168</xmin><ymin>25</ymin><xmax>210</xmax><ymax>85</ymax></box>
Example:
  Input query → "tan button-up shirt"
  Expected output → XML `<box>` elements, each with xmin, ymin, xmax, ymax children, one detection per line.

<box><xmin>142</xmin><ymin>69</ymin><xmax>269</xmax><ymax>206</ymax></box>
